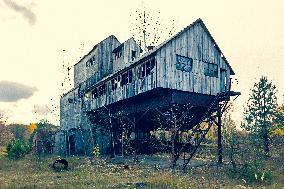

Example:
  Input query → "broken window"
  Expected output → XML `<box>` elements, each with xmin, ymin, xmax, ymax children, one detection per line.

<box><xmin>114</xmin><ymin>46</ymin><xmax>123</xmax><ymax>60</ymax></box>
<box><xmin>176</xmin><ymin>54</ymin><xmax>193</xmax><ymax>72</ymax></box>
<box><xmin>204</xmin><ymin>62</ymin><xmax>218</xmax><ymax>77</ymax></box>
<box><xmin>138</xmin><ymin>57</ymin><xmax>156</xmax><ymax>78</ymax></box>
<box><xmin>141</xmin><ymin>64</ymin><xmax>146</xmax><ymax>77</ymax></box>
<box><xmin>121</xmin><ymin>72</ymin><xmax>126</xmax><ymax>86</ymax></box>
<box><xmin>86</xmin><ymin>56</ymin><xmax>96</xmax><ymax>67</ymax></box>
<box><xmin>98</xmin><ymin>84</ymin><xmax>106</xmax><ymax>96</ymax></box>
<box><xmin>111</xmin><ymin>79</ymin><xmax>116</xmax><ymax>90</ymax></box>
<box><xmin>146</xmin><ymin>61</ymin><xmax>151</xmax><ymax>75</ymax></box>
<box><xmin>131</xmin><ymin>50</ymin><xmax>136</xmax><ymax>61</ymax></box>
<box><xmin>111</xmin><ymin>75</ymin><xmax>121</xmax><ymax>90</ymax></box>
<box><xmin>121</xmin><ymin>70</ymin><xmax>133</xmax><ymax>86</ymax></box>
<box><xmin>91</xmin><ymin>84</ymin><xmax>106</xmax><ymax>99</ymax></box>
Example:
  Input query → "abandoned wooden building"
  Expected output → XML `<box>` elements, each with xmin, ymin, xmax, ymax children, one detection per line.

<box><xmin>55</xmin><ymin>18</ymin><xmax>239</xmax><ymax>166</ymax></box>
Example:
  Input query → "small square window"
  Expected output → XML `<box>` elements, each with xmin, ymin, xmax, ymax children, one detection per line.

<box><xmin>204</xmin><ymin>62</ymin><xmax>218</xmax><ymax>77</ymax></box>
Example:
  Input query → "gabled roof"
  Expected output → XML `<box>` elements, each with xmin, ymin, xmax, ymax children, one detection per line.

<box><xmin>82</xmin><ymin>19</ymin><xmax>235</xmax><ymax>92</ymax></box>
<box><xmin>74</xmin><ymin>35</ymin><xmax>120</xmax><ymax>67</ymax></box>
<box><xmin>131</xmin><ymin>18</ymin><xmax>235</xmax><ymax>75</ymax></box>
<box><xmin>112</xmin><ymin>37</ymin><xmax>142</xmax><ymax>53</ymax></box>
<box><xmin>198</xmin><ymin>19</ymin><xmax>235</xmax><ymax>75</ymax></box>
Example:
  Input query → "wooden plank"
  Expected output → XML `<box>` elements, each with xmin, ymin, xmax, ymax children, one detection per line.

<box><xmin>161</xmin><ymin>47</ymin><xmax>167</xmax><ymax>88</ymax></box>
<box><xmin>181</xmin><ymin>32</ymin><xmax>188</xmax><ymax>91</ymax></box>
<box><xmin>156</xmin><ymin>50</ymin><xmax>161</xmax><ymax>87</ymax></box>
<box><xmin>173</xmin><ymin>36</ymin><xmax>179</xmax><ymax>90</ymax></box>
<box><xmin>187</xmin><ymin>27</ymin><xmax>194</xmax><ymax>92</ymax></box>
<box><xmin>165</xmin><ymin>43</ymin><xmax>171</xmax><ymax>88</ymax></box>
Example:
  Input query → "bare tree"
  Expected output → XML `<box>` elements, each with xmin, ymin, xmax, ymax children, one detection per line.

<box><xmin>130</xmin><ymin>6</ymin><xmax>177</xmax><ymax>53</ymax></box>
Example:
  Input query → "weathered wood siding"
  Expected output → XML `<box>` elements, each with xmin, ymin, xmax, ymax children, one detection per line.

<box><xmin>87</xmin><ymin>22</ymin><xmax>232</xmax><ymax>111</ymax></box>
<box><xmin>74</xmin><ymin>35</ymin><xmax>120</xmax><ymax>87</ymax></box>
<box><xmin>60</xmin><ymin>83</ymin><xmax>92</xmax><ymax>131</ymax></box>
<box><xmin>89</xmin><ymin>57</ymin><xmax>157</xmax><ymax>110</ymax></box>
<box><xmin>72</xmin><ymin>21</ymin><xmax>232</xmax><ymax>112</ymax></box>
<box><xmin>156</xmin><ymin>22</ymin><xmax>231</xmax><ymax>95</ymax></box>
<box><xmin>60</xmin><ymin>88</ymin><xmax>82</xmax><ymax>130</ymax></box>
<box><xmin>113</xmin><ymin>37</ymin><xmax>141</xmax><ymax>73</ymax></box>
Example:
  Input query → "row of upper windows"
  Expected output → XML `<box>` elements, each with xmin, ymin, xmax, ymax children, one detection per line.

<box><xmin>89</xmin><ymin>55</ymin><xmax>220</xmax><ymax>99</ymax></box>
<box><xmin>85</xmin><ymin>53</ymin><xmax>219</xmax><ymax>78</ymax></box>
<box><xmin>90</xmin><ymin>57</ymin><xmax>156</xmax><ymax>99</ymax></box>
<box><xmin>111</xmin><ymin>70</ymin><xmax>133</xmax><ymax>90</ymax></box>
<box><xmin>137</xmin><ymin>58</ymin><xmax>155</xmax><ymax>78</ymax></box>
<box><xmin>85</xmin><ymin>49</ymin><xmax>137</xmax><ymax>68</ymax></box>
<box><xmin>91</xmin><ymin>70</ymin><xmax>133</xmax><ymax>99</ymax></box>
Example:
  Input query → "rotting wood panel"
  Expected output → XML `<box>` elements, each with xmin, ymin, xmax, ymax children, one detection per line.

<box><xmin>112</xmin><ymin>38</ymin><xmax>141</xmax><ymax>73</ymax></box>
<box><xmin>74</xmin><ymin>36</ymin><xmax>120</xmax><ymax>88</ymax></box>
<box><xmin>153</xmin><ymin>21</ymin><xmax>231</xmax><ymax>97</ymax></box>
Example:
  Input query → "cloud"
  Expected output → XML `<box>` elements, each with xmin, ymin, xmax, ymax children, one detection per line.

<box><xmin>3</xmin><ymin>0</ymin><xmax>36</xmax><ymax>25</ymax></box>
<box><xmin>32</xmin><ymin>105</ymin><xmax>52</xmax><ymax>115</ymax></box>
<box><xmin>0</xmin><ymin>81</ymin><xmax>38</xmax><ymax>102</ymax></box>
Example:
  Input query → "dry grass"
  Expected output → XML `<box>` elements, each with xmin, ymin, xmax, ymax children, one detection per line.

<box><xmin>0</xmin><ymin>146</ymin><xmax>283</xmax><ymax>189</ymax></box>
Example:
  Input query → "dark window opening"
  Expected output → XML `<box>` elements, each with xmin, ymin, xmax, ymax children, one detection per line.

<box><xmin>111</xmin><ymin>79</ymin><xmax>115</xmax><ymax>90</ymax></box>
<box><xmin>131</xmin><ymin>50</ymin><xmax>136</xmax><ymax>61</ymax></box>
<box><xmin>204</xmin><ymin>62</ymin><xmax>218</xmax><ymax>77</ymax></box>
<box><xmin>98</xmin><ymin>84</ymin><xmax>106</xmax><ymax>96</ymax></box>
<box><xmin>146</xmin><ymin>61</ymin><xmax>151</xmax><ymax>75</ymax></box>
<box><xmin>121</xmin><ymin>73</ymin><xmax>126</xmax><ymax>86</ymax></box>
<box><xmin>111</xmin><ymin>76</ymin><xmax>120</xmax><ymax>91</ymax></box>
<box><xmin>150</xmin><ymin>58</ymin><xmax>155</xmax><ymax>70</ymax></box>
<box><xmin>129</xmin><ymin>70</ymin><xmax>133</xmax><ymax>83</ymax></box>
<box><xmin>138</xmin><ymin>57</ymin><xmax>156</xmax><ymax>78</ymax></box>
<box><xmin>121</xmin><ymin>70</ymin><xmax>133</xmax><ymax>87</ymax></box>
<box><xmin>141</xmin><ymin>64</ymin><xmax>146</xmax><ymax>77</ymax></box>
<box><xmin>114</xmin><ymin>46</ymin><xmax>123</xmax><ymax>60</ymax></box>
<box><xmin>86</xmin><ymin>56</ymin><xmax>96</xmax><ymax>67</ymax></box>
<box><xmin>91</xmin><ymin>84</ymin><xmax>106</xmax><ymax>99</ymax></box>
<box><xmin>67</xmin><ymin>134</ymin><xmax>76</xmax><ymax>155</ymax></box>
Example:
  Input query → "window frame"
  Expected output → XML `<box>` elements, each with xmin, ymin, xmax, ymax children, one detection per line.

<box><xmin>204</xmin><ymin>62</ymin><xmax>218</xmax><ymax>77</ymax></box>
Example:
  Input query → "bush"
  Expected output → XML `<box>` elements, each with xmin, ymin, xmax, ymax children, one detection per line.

<box><xmin>6</xmin><ymin>139</ymin><xmax>30</xmax><ymax>160</ymax></box>
<box><xmin>229</xmin><ymin>160</ymin><xmax>273</xmax><ymax>184</ymax></box>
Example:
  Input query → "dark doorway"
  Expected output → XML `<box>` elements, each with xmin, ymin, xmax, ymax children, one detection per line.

<box><xmin>67</xmin><ymin>134</ymin><xmax>76</xmax><ymax>155</ymax></box>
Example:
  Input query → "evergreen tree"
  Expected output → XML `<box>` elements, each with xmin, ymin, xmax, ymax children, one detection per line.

<box><xmin>270</xmin><ymin>104</ymin><xmax>284</xmax><ymax>136</ymax></box>
<box><xmin>242</xmin><ymin>76</ymin><xmax>278</xmax><ymax>156</ymax></box>
<box><xmin>274</xmin><ymin>104</ymin><xmax>284</xmax><ymax>127</ymax></box>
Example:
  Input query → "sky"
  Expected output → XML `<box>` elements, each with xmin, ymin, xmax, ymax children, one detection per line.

<box><xmin>0</xmin><ymin>0</ymin><xmax>283</xmax><ymax>125</ymax></box>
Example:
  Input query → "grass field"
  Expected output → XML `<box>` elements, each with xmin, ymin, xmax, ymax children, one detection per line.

<box><xmin>0</xmin><ymin>146</ymin><xmax>283</xmax><ymax>189</ymax></box>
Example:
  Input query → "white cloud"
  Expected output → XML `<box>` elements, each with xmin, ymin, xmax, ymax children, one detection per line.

<box><xmin>0</xmin><ymin>81</ymin><xmax>38</xmax><ymax>102</ymax></box>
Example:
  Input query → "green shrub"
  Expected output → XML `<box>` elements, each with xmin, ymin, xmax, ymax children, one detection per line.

<box><xmin>228</xmin><ymin>160</ymin><xmax>273</xmax><ymax>184</ymax></box>
<box><xmin>6</xmin><ymin>139</ymin><xmax>30</xmax><ymax>160</ymax></box>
